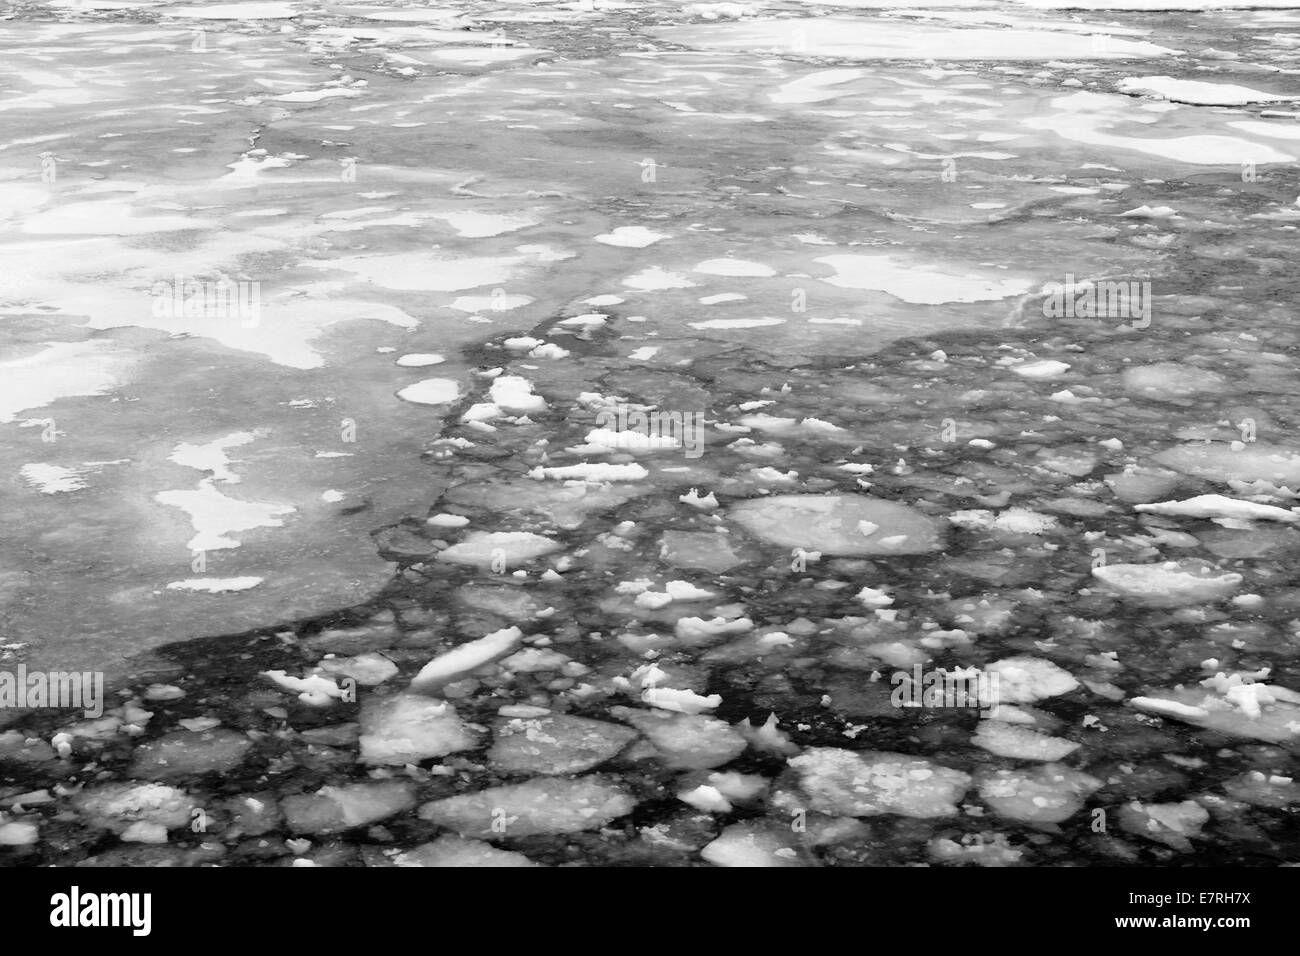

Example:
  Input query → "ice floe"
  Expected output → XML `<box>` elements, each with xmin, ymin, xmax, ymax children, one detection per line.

<box><xmin>984</xmin><ymin>657</ymin><xmax>1079</xmax><ymax>703</ymax></box>
<box><xmin>409</xmin><ymin>627</ymin><xmax>525</xmax><ymax>692</ymax></box>
<box><xmin>1131</xmin><ymin>671</ymin><xmax>1300</xmax><ymax>744</ymax></box>
<box><xmin>281</xmin><ymin>782</ymin><xmax>415</xmax><ymax>834</ymax></box>
<box><xmin>596</xmin><ymin>226</ymin><xmax>670</xmax><ymax>247</ymax></box>
<box><xmin>653</xmin><ymin>18</ymin><xmax>1178</xmax><ymax>61</ymax></box>
<box><xmin>487</xmin><ymin>714</ymin><xmax>638</xmax><ymax>774</ymax></box>
<box><xmin>693</xmin><ymin>258</ymin><xmax>776</xmax><ymax>277</ymax></box>
<box><xmin>701</xmin><ymin>822</ymin><xmax>810</xmax><ymax>867</ymax></box>
<box><xmin>972</xmin><ymin>722</ymin><xmax>1080</xmax><ymax>760</ymax></box>
<box><xmin>1134</xmin><ymin>494</ymin><xmax>1298</xmax><ymax>523</ymax></box>
<box><xmin>396</xmin><ymin>378</ymin><xmax>461</xmax><ymax>406</ymax></box>
<box><xmin>489</xmin><ymin>375</ymin><xmax>546</xmax><ymax>413</ymax></box>
<box><xmin>358</xmin><ymin>694</ymin><xmax>479</xmax><ymax>765</ymax></box>
<box><xmin>1092</xmin><ymin>560</ymin><xmax>1242</xmax><ymax>606</ymax></box>
<box><xmin>611</xmin><ymin>707</ymin><xmax>747</xmax><ymax>769</ymax></box>
<box><xmin>434</xmin><ymin>531</ymin><xmax>561</xmax><ymax>568</ymax></box>
<box><xmin>815</xmin><ymin>255</ymin><xmax>1033</xmax><ymax>304</ymax></box>
<box><xmin>419</xmin><ymin>778</ymin><xmax>636</xmax><ymax>837</ymax></box>
<box><xmin>393</xmin><ymin>835</ymin><xmax>540</xmax><ymax>867</ymax></box>
<box><xmin>730</xmin><ymin>494</ymin><xmax>944</xmax><ymax>555</ymax></box>
<box><xmin>977</xmin><ymin>765</ymin><xmax>1101</xmax><ymax>824</ymax></box>
<box><xmin>784</xmin><ymin>748</ymin><xmax>971</xmax><ymax>818</ymax></box>
<box><xmin>1116</xmin><ymin>76</ymin><xmax>1288</xmax><ymax>106</ymax></box>
<box><xmin>1153</xmin><ymin>443</ymin><xmax>1300</xmax><ymax>485</ymax></box>
<box><xmin>19</xmin><ymin>463</ymin><xmax>87</xmax><ymax>494</ymax></box>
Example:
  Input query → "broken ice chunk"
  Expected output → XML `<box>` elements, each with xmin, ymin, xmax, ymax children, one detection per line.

<box><xmin>977</xmin><ymin>765</ymin><xmax>1102</xmax><ymax>824</ymax></box>
<box><xmin>359</xmin><ymin>694</ymin><xmax>479</xmax><ymax>765</ymax></box>
<box><xmin>678</xmin><ymin>784</ymin><xmax>732</xmax><ymax>813</ymax></box>
<box><xmin>318</xmin><ymin>652</ymin><xmax>399</xmax><ymax>687</ymax></box>
<box><xmin>528</xmin><ymin>462</ymin><xmax>649</xmax><ymax>482</ymax></box>
<box><xmin>972</xmin><ymin>722</ymin><xmax>1080</xmax><ymax>761</ymax></box>
<box><xmin>419</xmin><ymin>778</ymin><xmax>636</xmax><ymax>838</ymax></box>
<box><xmin>785</xmin><ymin>748</ymin><xmax>971</xmax><ymax>819</ymax></box>
<box><xmin>1123</xmin><ymin>363</ymin><xmax>1227</xmax><ymax>402</ymax></box>
<box><xmin>393</xmin><ymin>835</ymin><xmax>540</xmax><ymax>867</ymax></box>
<box><xmin>73</xmin><ymin>783</ymin><xmax>196</xmax><ymax>836</ymax></box>
<box><xmin>855</xmin><ymin>586</ymin><xmax>893</xmax><ymax>609</ymax></box>
<box><xmin>675</xmin><ymin>616</ymin><xmax>754</xmax><ymax>645</ymax></box>
<box><xmin>487</xmin><ymin>715</ymin><xmax>638</xmax><ymax>775</ymax></box>
<box><xmin>261</xmin><ymin>670</ymin><xmax>345</xmax><ymax>706</ymax></box>
<box><xmin>701</xmin><ymin>822</ymin><xmax>811</xmax><ymax>867</ymax></box>
<box><xmin>984</xmin><ymin>657</ymin><xmax>1079</xmax><ymax>704</ymax></box>
<box><xmin>281</xmin><ymin>781</ymin><xmax>415</xmax><ymax>835</ymax></box>
<box><xmin>1153</xmin><ymin>443</ymin><xmax>1300</xmax><ymax>486</ymax></box>
<box><xmin>1011</xmin><ymin>360</ymin><xmax>1070</xmax><ymax>380</ymax></box>
<box><xmin>680</xmin><ymin>488</ymin><xmax>719</xmax><ymax>510</ymax></box>
<box><xmin>129</xmin><ymin>729</ymin><xmax>253</xmax><ymax>780</ymax></box>
<box><xmin>730</xmin><ymin>494</ymin><xmax>942</xmax><ymax>556</ymax></box>
<box><xmin>1092</xmin><ymin>560</ymin><xmax>1242</xmax><ymax>607</ymax></box>
<box><xmin>735</xmin><ymin>713</ymin><xmax>799</xmax><ymax>756</ymax></box>
<box><xmin>1129</xmin><ymin>672</ymin><xmax>1300</xmax><ymax>743</ymax></box>
<box><xmin>1134</xmin><ymin>494</ymin><xmax>1298</xmax><ymax>524</ymax></box>
<box><xmin>434</xmin><ymin>531</ymin><xmax>561</xmax><ymax>568</ymax></box>
<box><xmin>409</xmin><ymin>627</ymin><xmax>524</xmax><ymax>692</ymax></box>
<box><xmin>396</xmin><ymin>378</ymin><xmax>460</xmax><ymax>406</ymax></box>
<box><xmin>642</xmin><ymin>686</ymin><xmax>723</xmax><ymax>715</ymax></box>
<box><xmin>948</xmin><ymin>508</ymin><xmax>1058</xmax><ymax>535</ymax></box>
<box><xmin>612</xmin><ymin>707</ymin><xmax>747</xmax><ymax>769</ymax></box>
<box><xmin>1118</xmin><ymin>800</ymin><xmax>1208</xmax><ymax>853</ymax></box>
<box><xmin>489</xmin><ymin>375</ymin><xmax>546</xmax><ymax>413</ymax></box>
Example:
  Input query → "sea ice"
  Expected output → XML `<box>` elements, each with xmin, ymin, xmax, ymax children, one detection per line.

<box><xmin>1130</xmin><ymin>672</ymin><xmax>1300</xmax><ymax>744</ymax></box>
<box><xmin>701</xmin><ymin>822</ymin><xmax>810</xmax><ymax>867</ymax></box>
<box><xmin>653</xmin><ymin>18</ymin><xmax>1177</xmax><ymax>60</ymax></box>
<box><xmin>1134</xmin><ymin>494</ymin><xmax>1298</xmax><ymax>523</ymax></box>
<box><xmin>129</xmin><ymin>729</ymin><xmax>252</xmax><ymax>780</ymax></box>
<box><xmin>73</xmin><ymin>783</ymin><xmax>196</xmax><ymax>834</ymax></box>
<box><xmin>815</xmin><ymin>254</ymin><xmax>1033</xmax><ymax>304</ymax></box>
<box><xmin>596</xmin><ymin>226</ymin><xmax>669</xmax><ymax>247</ymax></box>
<box><xmin>395</xmin><ymin>353</ymin><xmax>445</xmax><ymax>367</ymax></box>
<box><xmin>1117</xmin><ymin>76</ymin><xmax>1287</xmax><ymax>106</ymax></box>
<box><xmin>489</xmin><ymin>375</ymin><xmax>546</xmax><ymax>413</ymax></box>
<box><xmin>977</xmin><ymin>765</ymin><xmax>1102</xmax><ymax>824</ymax></box>
<box><xmin>358</xmin><ymin>694</ymin><xmax>480</xmax><ymax>765</ymax></box>
<box><xmin>396</xmin><ymin>378</ymin><xmax>461</xmax><ymax>405</ymax></box>
<box><xmin>434</xmin><ymin>531</ymin><xmax>561</xmax><ymax>567</ymax></box>
<box><xmin>528</xmin><ymin>462</ymin><xmax>649</xmax><ymax>482</ymax></box>
<box><xmin>1118</xmin><ymin>800</ymin><xmax>1209</xmax><ymax>852</ymax></box>
<box><xmin>693</xmin><ymin>258</ymin><xmax>776</xmax><ymax>277</ymax></box>
<box><xmin>419</xmin><ymin>778</ymin><xmax>636</xmax><ymax>837</ymax></box>
<box><xmin>786</xmin><ymin>748</ymin><xmax>972</xmax><ymax>818</ymax></box>
<box><xmin>412</xmin><ymin>627</ymin><xmax>523</xmax><ymax>689</ymax></box>
<box><xmin>1153</xmin><ymin>443</ymin><xmax>1300</xmax><ymax>486</ymax></box>
<box><xmin>1011</xmin><ymin>359</ymin><xmax>1070</xmax><ymax>379</ymax></box>
<box><xmin>730</xmin><ymin>494</ymin><xmax>944</xmax><ymax>555</ymax></box>
<box><xmin>984</xmin><ymin>657</ymin><xmax>1080</xmax><ymax>703</ymax></box>
<box><xmin>393</xmin><ymin>835</ymin><xmax>540</xmax><ymax>867</ymax></box>
<box><xmin>488</xmin><ymin>715</ymin><xmax>639</xmax><ymax>774</ymax></box>
<box><xmin>972</xmin><ymin>722</ymin><xmax>1080</xmax><ymax>761</ymax></box>
<box><xmin>611</xmin><ymin>707</ymin><xmax>747</xmax><ymax>769</ymax></box>
<box><xmin>1123</xmin><ymin>363</ymin><xmax>1226</xmax><ymax>400</ymax></box>
<box><xmin>1092</xmin><ymin>561</ymin><xmax>1242</xmax><ymax>606</ymax></box>
<box><xmin>281</xmin><ymin>781</ymin><xmax>415</xmax><ymax>834</ymax></box>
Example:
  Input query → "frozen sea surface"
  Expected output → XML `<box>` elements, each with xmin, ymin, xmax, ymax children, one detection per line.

<box><xmin>0</xmin><ymin>0</ymin><xmax>1298</xmax><ymax>866</ymax></box>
